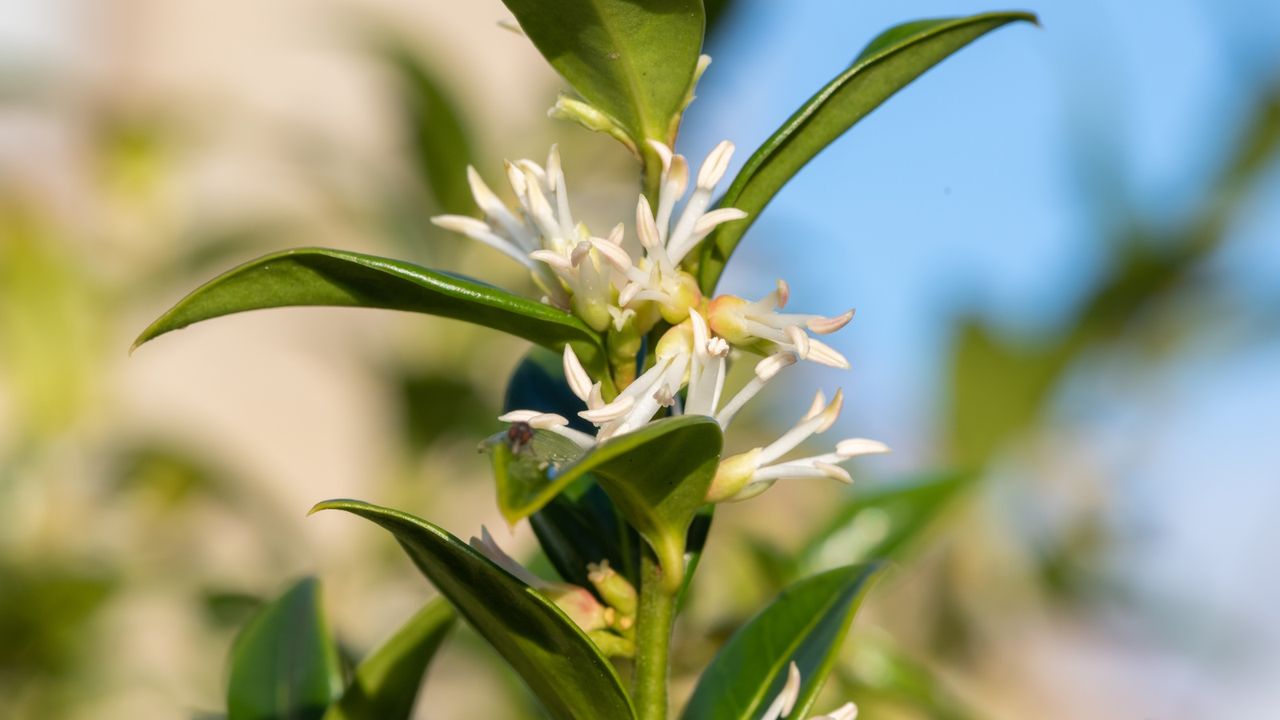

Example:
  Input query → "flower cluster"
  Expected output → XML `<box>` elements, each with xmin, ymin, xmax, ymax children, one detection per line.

<box><xmin>435</xmin><ymin>143</ymin><xmax>886</xmax><ymax>502</ymax></box>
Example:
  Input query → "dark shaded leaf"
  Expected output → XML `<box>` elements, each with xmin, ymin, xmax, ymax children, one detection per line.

<box><xmin>226</xmin><ymin>577</ymin><xmax>343</xmax><ymax>720</ymax></box>
<box><xmin>311</xmin><ymin>500</ymin><xmax>635</xmax><ymax>720</ymax></box>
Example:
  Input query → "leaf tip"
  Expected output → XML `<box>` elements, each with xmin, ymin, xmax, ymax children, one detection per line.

<box><xmin>308</xmin><ymin>499</ymin><xmax>356</xmax><ymax>517</ymax></box>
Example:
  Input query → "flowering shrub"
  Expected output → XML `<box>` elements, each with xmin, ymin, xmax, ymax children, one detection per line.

<box><xmin>136</xmin><ymin>4</ymin><xmax>1034</xmax><ymax>719</ymax></box>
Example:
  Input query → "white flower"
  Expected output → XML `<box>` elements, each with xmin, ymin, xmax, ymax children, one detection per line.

<box><xmin>708</xmin><ymin>279</ymin><xmax>854</xmax><ymax>368</ymax></box>
<box><xmin>433</xmin><ymin>141</ymin><xmax>747</xmax><ymax>333</ymax></box>
<box><xmin>706</xmin><ymin>388</ymin><xmax>889</xmax><ymax>503</ymax></box>
<box><xmin>762</xmin><ymin>662</ymin><xmax>859</xmax><ymax>720</ymax></box>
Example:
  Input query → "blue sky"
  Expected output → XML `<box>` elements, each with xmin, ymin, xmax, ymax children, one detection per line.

<box><xmin>683</xmin><ymin>0</ymin><xmax>1280</xmax><ymax>705</ymax></box>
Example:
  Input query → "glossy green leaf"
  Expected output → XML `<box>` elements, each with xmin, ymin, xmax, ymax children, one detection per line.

<box><xmin>488</xmin><ymin>429</ymin><xmax>589</xmax><ymax>524</ymax></box>
<box><xmin>324</xmin><ymin>600</ymin><xmax>456</xmax><ymax>720</ymax></box>
<box><xmin>227</xmin><ymin>577</ymin><xmax>343</xmax><ymax>720</ymax></box>
<box><xmin>531</xmin><ymin>482</ymin><xmax>637</xmax><ymax>589</ymax></box>
<box><xmin>132</xmin><ymin>248</ymin><xmax>607</xmax><ymax>373</ymax></box>
<box><xmin>488</xmin><ymin>415</ymin><xmax>722</xmax><ymax>591</ymax></box>
<box><xmin>681</xmin><ymin>564</ymin><xmax>882</xmax><ymax>720</ymax></box>
<box><xmin>500</xmin><ymin>0</ymin><xmax>704</xmax><ymax>143</ymax></box>
<box><xmin>796</xmin><ymin>472</ymin><xmax>972</xmax><ymax>577</ymax></box>
<box><xmin>311</xmin><ymin>500</ymin><xmax>635</xmax><ymax>720</ymax></box>
<box><xmin>697</xmin><ymin>12</ymin><xmax>1037</xmax><ymax>292</ymax></box>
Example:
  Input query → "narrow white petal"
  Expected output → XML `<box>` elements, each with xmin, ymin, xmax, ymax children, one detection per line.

<box><xmin>692</xmin><ymin>207</ymin><xmax>747</xmax><ymax>238</ymax></box>
<box><xmin>785</xmin><ymin>325</ymin><xmax>811</xmax><ymax>358</ymax></box>
<box><xmin>804</xmin><ymin>338</ymin><xmax>851</xmax><ymax>369</ymax></box>
<box><xmin>807</xmin><ymin>309</ymin><xmax>855</xmax><ymax>335</ymax></box>
<box><xmin>836</xmin><ymin>438</ymin><xmax>890</xmax><ymax>457</ymax></box>
<box><xmin>697</xmin><ymin>140</ymin><xmax>735</xmax><ymax>190</ymax></box>
<box><xmin>759</xmin><ymin>662</ymin><xmax>800</xmax><ymax>720</ymax></box>
<box><xmin>562</xmin><ymin>346</ymin><xmax>593</xmax><ymax>403</ymax></box>
<box><xmin>580</xmin><ymin>395</ymin><xmax>635</xmax><ymax>423</ymax></box>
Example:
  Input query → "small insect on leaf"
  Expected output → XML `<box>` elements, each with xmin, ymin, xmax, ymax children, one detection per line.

<box><xmin>506</xmin><ymin>421</ymin><xmax>535</xmax><ymax>454</ymax></box>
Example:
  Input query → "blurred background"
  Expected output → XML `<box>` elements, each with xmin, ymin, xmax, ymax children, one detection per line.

<box><xmin>1</xmin><ymin>0</ymin><xmax>1277</xmax><ymax>718</ymax></box>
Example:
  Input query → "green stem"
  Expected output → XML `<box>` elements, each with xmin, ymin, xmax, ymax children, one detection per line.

<box><xmin>633</xmin><ymin>548</ymin><xmax>675</xmax><ymax>720</ymax></box>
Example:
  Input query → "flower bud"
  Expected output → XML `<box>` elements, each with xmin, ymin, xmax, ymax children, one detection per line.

<box><xmin>706</xmin><ymin>294</ymin><xmax>752</xmax><ymax>345</ymax></box>
<box><xmin>706</xmin><ymin>448</ymin><xmax>761</xmax><ymax>503</ymax></box>
<box><xmin>587</xmin><ymin>560</ymin><xmax>637</xmax><ymax>616</ymax></box>
<box><xmin>660</xmin><ymin>271</ymin><xmax>704</xmax><ymax>324</ymax></box>
<box><xmin>543</xmin><ymin>584</ymin><xmax>610</xmax><ymax>632</ymax></box>
<box><xmin>549</xmin><ymin>95</ymin><xmax>637</xmax><ymax>154</ymax></box>
<box><xmin>587</xmin><ymin>630</ymin><xmax>636</xmax><ymax>658</ymax></box>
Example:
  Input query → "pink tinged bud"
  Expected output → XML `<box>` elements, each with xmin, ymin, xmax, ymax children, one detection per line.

<box><xmin>706</xmin><ymin>448</ymin><xmax>761</xmax><ymax>503</ymax></box>
<box><xmin>544</xmin><ymin>584</ymin><xmax>610</xmax><ymax>632</ymax></box>
<box><xmin>807</xmin><ymin>309</ymin><xmax>855</xmax><ymax>335</ymax></box>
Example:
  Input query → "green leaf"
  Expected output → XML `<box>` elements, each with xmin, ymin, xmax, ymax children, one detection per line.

<box><xmin>696</xmin><ymin>11</ymin><xmax>1037</xmax><ymax>292</ymax></box>
<box><xmin>504</xmin><ymin>349</ymin><xmax>641</xmax><ymax>586</ymax></box>
<box><xmin>488</xmin><ymin>429</ymin><xmax>589</xmax><ymax>523</ymax></box>
<box><xmin>324</xmin><ymin>600</ymin><xmax>456</xmax><ymax>720</ymax></box>
<box><xmin>531</xmin><ymin>483</ymin><xmax>638</xmax><ymax>589</ymax></box>
<box><xmin>132</xmin><ymin>247</ymin><xmax>607</xmax><ymax>373</ymax></box>
<box><xmin>500</xmin><ymin>0</ymin><xmax>705</xmax><ymax>144</ymax></box>
<box><xmin>488</xmin><ymin>415</ymin><xmax>722</xmax><ymax>591</ymax></box>
<box><xmin>311</xmin><ymin>500</ymin><xmax>635</xmax><ymax>720</ymax></box>
<box><xmin>796</xmin><ymin>472</ymin><xmax>972</xmax><ymax>577</ymax></box>
<box><xmin>374</xmin><ymin>35</ymin><xmax>476</xmax><ymax>215</ymax></box>
<box><xmin>681</xmin><ymin>564</ymin><xmax>882</xmax><ymax>720</ymax></box>
<box><xmin>838</xmin><ymin>632</ymin><xmax>982</xmax><ymax>720</ymax></box>
<box><xmin>227</xmin><ymin>577</ymin><xmax>343</xmax><ymax>720</ymax></box>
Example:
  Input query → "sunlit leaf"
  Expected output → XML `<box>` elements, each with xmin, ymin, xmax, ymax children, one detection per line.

<box><xmin>311</xmin><ymin>500</ymin><xmax>635</xmax><ymax>720</ymax></box>
<box><xmin>132</xmin><ymin>248</ymin><xmax>607</xmax><ymax>373</ymax></box>
<box><xmin>500</xmin><ymin>0</ymin><xmax>704</xmax><ymax>144</ymax></box>
<box><xmin>681</xmin><ymin>564</ymin><xmax>883</xmax><ymax>720</ymax></box>
<box><xmin>488</xmin><ymin>415</ymin><xmax>722</xmax><ymax>590</ymax></box>
<box><xmin>324</xmin><ymin>600</ymin><xmax>456</xmax><ymax>720</ymax></box>
<box><xmin>697</xmin><ymin>11</ymin><xmax>1037</xmax><ymax>292</ymax></box>
<box><xmin>226</xmin><ymin>577</ymin><xmax>343</xmax><ymax>720</ymax></box>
